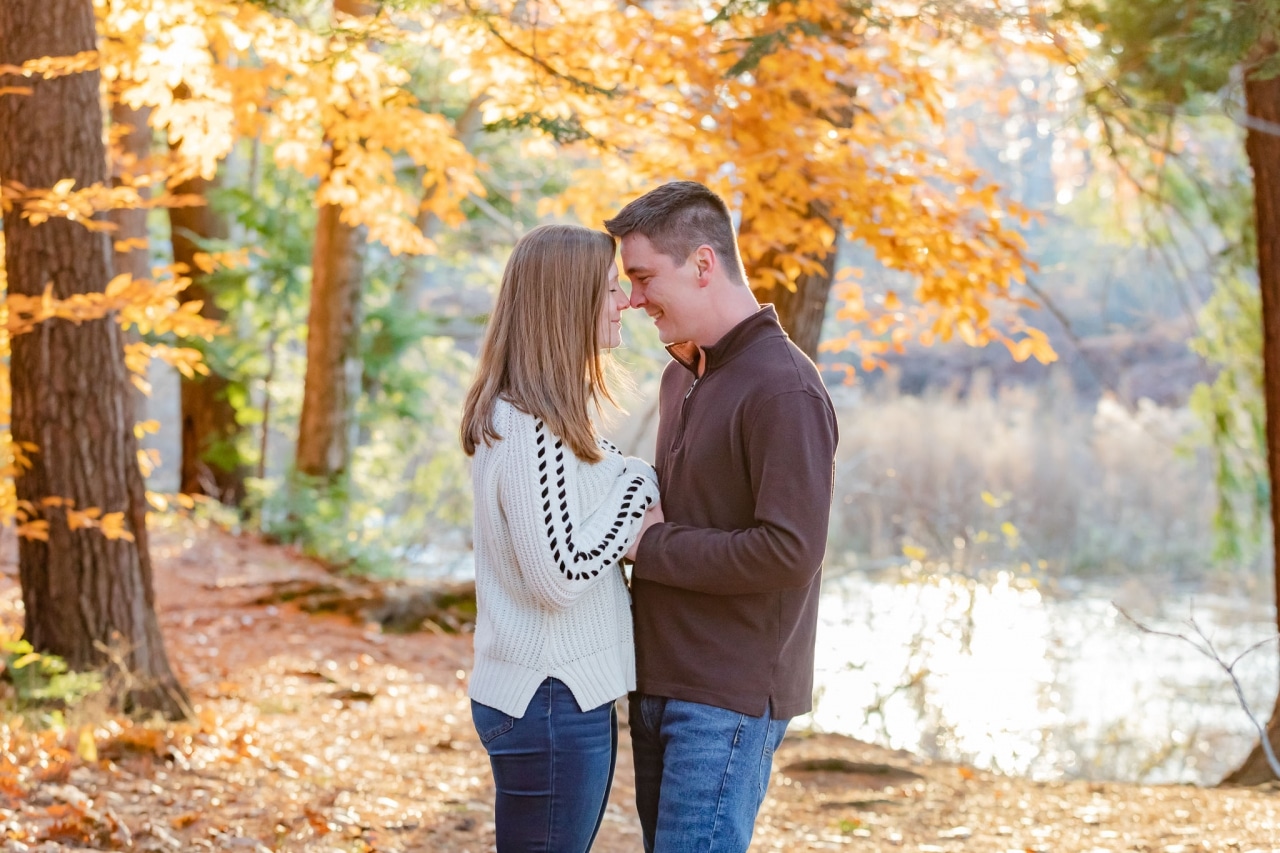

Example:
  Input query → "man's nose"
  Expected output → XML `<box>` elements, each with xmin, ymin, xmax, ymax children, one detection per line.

<box><xmin>629</xmin><ymin>286</ymin><xmax>646</xmax><ymax>310</ymax></box>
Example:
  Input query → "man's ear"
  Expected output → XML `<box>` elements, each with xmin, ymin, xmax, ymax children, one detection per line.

<box><xmin>693</xmin><ymin>245</ymin><xmax>716</xmax><ymax>286</ymax></box>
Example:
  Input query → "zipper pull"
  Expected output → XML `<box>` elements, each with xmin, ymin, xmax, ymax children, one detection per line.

<box><xmin>684</xmin><ymin>378</ymin><xmax>699</xmax><ymax>400</ymax></box>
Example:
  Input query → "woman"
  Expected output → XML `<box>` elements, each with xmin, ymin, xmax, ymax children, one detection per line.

<box><xmin>460</xmin><ymin>223</ymin><xmax>662</xmax><ymax>852</ymax></box>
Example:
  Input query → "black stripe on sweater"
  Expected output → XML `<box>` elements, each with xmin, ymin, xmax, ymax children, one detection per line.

<box><xmin>535</xmin><ymin>420</ymin><xmax>646</xmax><ymax>577</ymax></box>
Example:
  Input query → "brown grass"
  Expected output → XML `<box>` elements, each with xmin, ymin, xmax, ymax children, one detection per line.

<box><xmin>827</xmin><ymin>370</ymin><xmax>1232</xmax><ymax>584</ymax></box>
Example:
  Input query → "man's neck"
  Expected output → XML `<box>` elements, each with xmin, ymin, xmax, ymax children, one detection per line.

<box><xmin>694</xmin><ymin>289</ymin><xmax>759</xmax><ymax>348</ymax></box>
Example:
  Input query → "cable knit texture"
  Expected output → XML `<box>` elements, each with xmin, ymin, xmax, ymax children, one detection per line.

<box><xmin>469</xmin><ymin>398</ymin><xmax>660</xmax><ymax>718</ymax></box>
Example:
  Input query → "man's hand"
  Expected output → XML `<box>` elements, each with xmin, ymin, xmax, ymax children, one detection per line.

<box><xmin>626</xmin><ymin>501</ymin><xmax>664</xmax><ymax>562</ymax></box>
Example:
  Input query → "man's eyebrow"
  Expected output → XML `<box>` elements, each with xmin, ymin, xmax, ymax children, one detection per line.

<box><xmin>624</xmin><ymin>264</ymin><xmax>653</xmax><ymax>277</ymax></box>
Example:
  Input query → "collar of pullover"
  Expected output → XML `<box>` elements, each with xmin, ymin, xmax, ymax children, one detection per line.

<box><xmin>665</xmin><ymin>305</ymin><xmax>781</xmax><ymax>377</ymax></box>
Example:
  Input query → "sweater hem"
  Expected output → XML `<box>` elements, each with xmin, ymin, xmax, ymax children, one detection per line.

<box><xmin>472</xmin><ymin>643</ymin><xmax>635</xmax><ymax>718</ymax></box>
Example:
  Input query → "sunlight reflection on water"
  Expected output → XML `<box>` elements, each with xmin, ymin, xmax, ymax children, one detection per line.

<box><xmin>799</xmin><ymin>570</ymin><xmax>1278</xmax><ymax>784</ymax></box>
<box><xmin>416</xmin><ymin>550</ymin><xmax>1276</xmax><ymax>785</ymax></box>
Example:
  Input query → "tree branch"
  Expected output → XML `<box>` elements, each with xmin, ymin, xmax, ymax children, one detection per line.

<box><xmin>1114</xmin><ymin>603</ymin><xmax>1280</xmax><ymax>780</ymax></box>
<box><xmin>461</xmin><ymin>0</ymin><xmax>616</xmax><ymax>98</ymax></box>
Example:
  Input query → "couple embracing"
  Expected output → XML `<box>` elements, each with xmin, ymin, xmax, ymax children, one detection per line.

<box><xmin>460</xmin><ymin>181</ymin><xmax>839</xmax><ymax>853</ymax></box>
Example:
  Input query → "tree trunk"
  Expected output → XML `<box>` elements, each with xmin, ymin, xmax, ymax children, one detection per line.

<box><xmin>109</xmin><ymin>101</ymin><xmax>152</xmax><ymax>285</ymax></box>
<box><xmin>752</xmin><ymin>244</ymin><xmax>839</xmax><ymax>362</ymax></box>
<box><xmin>293</xmin><ymin>2</ymin><xmax>373</xmax><ymax>484</ymax></box>
<box><xmin>1223</xmin><ymin>45</ymin><xmax>1280</xmax><ymax>787</ymax></box>
<box><xmin>110</xmin><ymin>101</ymin><xmax>182</xmax><ymax>494</ymax></box>
<box><xmin>335</xmin><ymin>0</ymin><xmax>377</xmax><ymax>16</ymax></box>
<box><xmin>168</xmin><ymin>171</ymin><xmax>247</xmax><ymax>505</ymax></box>
<box><xmin>296</xmin><ymin>196</ymin><xmax>366</xmax><ymax>481</ymax></box>
<box><xmin>0</xmin><ymin>0</ymin><xmax>189</xmax><ymax>718</ymax></box>
<box><xmin>108</xmin><ymin>99</ymin><xmax>151</xmax><ymax>426</ymax></box>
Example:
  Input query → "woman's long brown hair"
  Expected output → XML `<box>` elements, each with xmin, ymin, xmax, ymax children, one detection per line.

<box><xmin>460</xmin><ymin>224</ymin><xmax>618</xmax><ymax>463</ymax></box>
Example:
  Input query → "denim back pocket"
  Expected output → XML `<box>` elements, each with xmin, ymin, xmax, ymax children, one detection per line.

<box><xmin>471</xmin><ymin>700</ymin><xmax>515</xmax><ymax>745</ymax></box>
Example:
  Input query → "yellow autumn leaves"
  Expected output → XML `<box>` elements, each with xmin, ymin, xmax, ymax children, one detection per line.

<box><xmin>0</xmin><ymin>233</ymin><xmax>214</xmax><ymax>541</ymax></box>
<box><xmin>0</xmin><ymin>0</ymin><xmax>1060</xmax><ymax>542</ymax></box>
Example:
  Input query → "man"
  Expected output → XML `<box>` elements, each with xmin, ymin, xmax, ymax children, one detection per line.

<box><xmin>605</xmin><ymin>181</ymin><xmax>838</xmax><ymax>853</ymax></box>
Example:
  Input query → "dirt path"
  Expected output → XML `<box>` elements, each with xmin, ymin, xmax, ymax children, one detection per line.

<box><xmin>5</xmin><ymin>518</ymin><xmax>1280</xmax><ymax>851</ymax></box>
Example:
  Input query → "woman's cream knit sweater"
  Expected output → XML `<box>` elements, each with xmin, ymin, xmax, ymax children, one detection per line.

<box><xmin>469</xmin><ymin>399</ymin><xmax>660</xmax><ymax>718</ymax></box>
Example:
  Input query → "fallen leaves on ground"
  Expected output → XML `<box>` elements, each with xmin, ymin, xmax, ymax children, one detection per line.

<box><xmin>0</xmin><ymin>516</ymin><xmax>1275</xmax><ymax>851</ymax></box>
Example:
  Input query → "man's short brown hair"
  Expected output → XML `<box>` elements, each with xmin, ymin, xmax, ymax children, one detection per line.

<box><xmin>604</xmin><ymin>181</ymin><xmax>747</xmax><ymax>285</ymax></box>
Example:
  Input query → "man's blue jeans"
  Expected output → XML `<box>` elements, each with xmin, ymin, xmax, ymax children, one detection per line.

<box><xmin>629</xmin><ymin>692</ymin><xmax>790</xmax><ymax>853</ymax></box>
<box><xmin>471</xmin><ymin>678</ymin><xmax>618</xmax><ymax>853</ymax></box>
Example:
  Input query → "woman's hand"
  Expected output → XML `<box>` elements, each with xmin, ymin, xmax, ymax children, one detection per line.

<box><xmin>626</xmin><ymin>501</ymin><xmax>664</xmax><ymax>562</ymax></box>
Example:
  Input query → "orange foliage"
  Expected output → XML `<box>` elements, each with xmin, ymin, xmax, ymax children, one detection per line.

<box><xmin>97</xmin><ymin>0</ymin><xmax>483</xmax><ymax>254</ymax></box>
<box><xmin>0</xmin><ymin>0</ymin><xmax>1056</xmax><ymax>542</ymax></box>
<box><xmin>0</xmin><ymin>0</ymin><xmax>492</xmax><ymax>539</ymax></box>
<box><xmin>447</xmin><ymin>0</ymin><xmax>1052</xmax><ymax>365</ymax></box>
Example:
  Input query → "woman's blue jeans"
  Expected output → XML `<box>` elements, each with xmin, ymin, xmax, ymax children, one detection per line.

<box><xmin>471</xmin><ymin>678</ymin><xmax>618</xmax><ymax>852</ymax></box>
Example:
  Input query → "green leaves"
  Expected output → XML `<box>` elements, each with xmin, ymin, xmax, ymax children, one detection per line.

<box><xmin>1</xmin><ymin>640</ymin><xmax>103</xmax><ymax>707</ymax></box>
<box><xmin>1058</xmin><ymin>0</ymin><xmax>1275</xmax><ymax>565</ymax></box>
<box><xmin>1063</xmin><ymin>0</ymin><xmax>1278</xmax><ymax>106</ymax></box>
<box><xmin>1189</xmin><ymin>272</ymin><xmax>1268</xmax><ymax>563</ymax></box>
<box><xmin>483</xmin><ymin>113</ymin><xmax>595</xmax><ymax>145</ymax></box>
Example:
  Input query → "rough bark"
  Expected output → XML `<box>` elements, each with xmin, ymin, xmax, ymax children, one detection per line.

<box><xmin>296</xmin><ymin>196</ymin><xmax>366</xmax><ymax>481</ymax></box>
<box><xmin>1223</xmin><ymin>46</ymin><xmax>1280</xmax><ymax>787</ymax></box>
<box><xmin>746</xmin><ymin>206</ymin><xmax>840</xmax><ymax>361</ymax></box>
<box><xmin>168</xmin><ymin>171</ymin><xmax>246</xmax><ymax>505</ymax></box>
<box><xmin>109</xmin><ymin>101</ymin><xmax>152</xmax><ymax>285</ymax></box>
<box><xmin>109</xmin><ymin>101</ymin><xmax>181</xmax><ymax>493</ymax></box>
<box><xmin>753</xmin><ymin>244</ymin><xmax>839</xmax><ymax>362</ymax></box>
<box><xmin>0</xmin><ymin>0</ymin><xmax>189</xmax><ymax>718</ymax></box>
<box><xmin>108</xmin><ymin>100</ymin><xmax>151</xmax><ymax>421</ymax></box>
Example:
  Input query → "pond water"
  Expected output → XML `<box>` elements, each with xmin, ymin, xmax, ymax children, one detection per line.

<box><xmin>801</xmin><ymin>569</ymin><xmax>1278</xmax><ymax>785</ymax></box>
<box><xmin>413</xmin><ymin>551</ymin><xmax>1276</xmax><ymax>785</ymax></box>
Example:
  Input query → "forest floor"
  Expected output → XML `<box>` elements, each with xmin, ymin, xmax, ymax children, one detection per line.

<box><xmin>1</xmin><ymin>516</ymin><xmax>1279</xmax><ymax>852</ymax></box>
